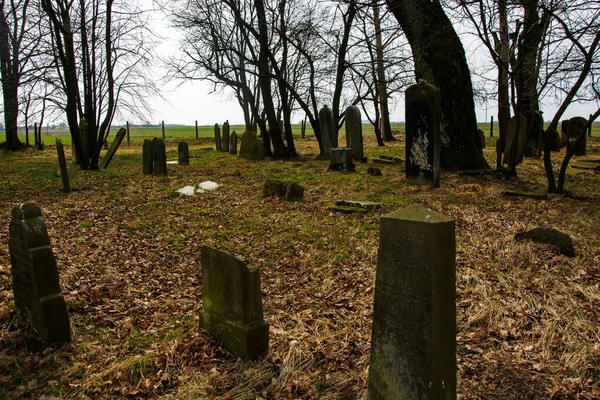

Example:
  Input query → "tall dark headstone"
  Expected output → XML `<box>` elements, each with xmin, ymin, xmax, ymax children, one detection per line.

<box><xmin>162</xmin><ymin>120</ymin><xmax>165</xmax><ymax>139</ymax></box>
<box><xmin>199</xmin><ymin>246</ymin><xmax>269</xmax><ymax>360</ymax></box>
<box><xmin>99</xmin><ymin>128</ymin><xmax>127</xmax><ymax>169</ymax></box>
<box><xmin>55</xmin><ymin>139</ymin><xmax>71</xmax><ymax>192</ymax></box>
<box><xmin>563</xmin><ymin>116</ymin><xmax>587</xmax><ymax>156</ymax></box>
<box><xmin>345</xmin><ymin>105</ymin><xmax>364</xmax><ymax>161</ymax></box>
<box><xmin>126</xmin><ymin>121</ymin><xmax>130</xmax><ymax>146</ymax></box>
<box><xmin>405</xmin><ymin>80</ymin><xmax>441</xmax><ymax>187</ymax></box>
<box><xmin>490</xmin><ymin>115</ymin><xmax>494</xmax><ymax>137</ymax></box>
<box><xmin>9</xmin><ymin>202</ymin><xmax>71</xmax><ymax>344</ymax></box>
<box><xmin>142</xmin><ymin>139</ymin><xmax>153</xmax><ymax>174</ymax></box>
<box><xmin>178</xmin><ymin>141</ymin><xmax>189</xmax><ymax>165</ymax></box>
<box><xmin>524</xmin><ymin>111</ymin><xmax>544</xmax><ymax>157</ymax></box>
<box><xmin>503</xmin><ymin>114</ymin><xmax>528</xmax><ymax>168</ymax></box>
<box><xmin>319</xmin><ymin>105</ymin><xmax>337</xmax><ymax>158</ymax></box>
<box><xmin>214</xmin><ymin>123</ymin><xmax>222</xmax><ymax>151</ymax></box>
<box><xmin>195</xmin><ymin>120</ymin><xmax>199</xmax><ymax>140</ymax></box>
<box><xmin>222</xmin><ymin>120</ymin><xmax>230</xmax><ymax>152</ymax></box>
<box><xmin>301</xmin><ymin>117</ymin><xmax>306</xmax><ymax>139</ymax></box>
<box><xmin>229</xmin><ymin>131</ymin><xmax>238</xmax><ymax>155</ymax></box>
<box><xmin>239</xmin><ymin>131</ymin><xmax>265</xmax><ymax>161</ymax></box>
<box><xmin>152</xmin><ymin>137</ymin><xmax>167</xmax><ymax>176</ymax></box>
<box><xmin>368</xmin><ymin>205</ymin><xmax>456</xmax><ymax>399</ymax></box>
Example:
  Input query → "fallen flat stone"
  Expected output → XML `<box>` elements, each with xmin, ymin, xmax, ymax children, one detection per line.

<box><xmin>580</xmin><ymin>158</ymin><xmax>600</xmax><ymax>164</ymax></box>
<box><xmin>378</xmin><ymin>155</ymin><xmax>403</xmax><ymax>163</ymax></box>
<box><xmin>197</xmin><ymin>181</ymin><xmax>220</xmax><ymax>192</ymax></box>
<box><xmin>570</xmin><ymin>161</ymin><xmax>600</xmax><ymax>170</ymax></box>
<box><xmin>166</xmin><ymin>161</ymin><xmax>179</xmax><ymax>165</ymax></box>
<box><xmin>503</xmin><ymin>189</ymin><xmax>548</xmax><ymax>200</ymax></box>
<box><xmin>566</xmin><ymin>169</ymin><xmax>587</xmax><ymax>176</ymax></box>
<box><xmin>335</xmin><ymin>200</ymin><xmax>382</xmax><ymax>210</ymax></box>
<box><xmin>372</xmin><ymin>158</ymin><xmax>397</xmax><ymax>165</ymax></box>
<box><xmin>327</xmin><ymin>205</ymin><xmax>368</xmax><ymax>214</ymax></box>
<box><xmin>177</xmin><ymin>186</ymin><xmax>196</xmax><ymax>196</ymax></box>
<box><xmin>514</xmin><ymin>226</ymin><xmax>575</xmax><ymax>257</ymax></box>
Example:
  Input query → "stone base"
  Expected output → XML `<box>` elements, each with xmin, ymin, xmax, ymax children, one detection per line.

<box><xmin>328</xmin><ymin>163</ymin><xmax>355</xmax><ymax>172</ymax></box>
<box><xmin>199</xmin><ymin>311</ymin><xmax>269</xmax><ymax>360</ymax></box>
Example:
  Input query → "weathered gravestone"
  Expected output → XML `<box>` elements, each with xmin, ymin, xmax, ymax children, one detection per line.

<box><xmin>524</xmin><ymin>111</ymin><xmax>544</xmax><ymax>157</ymax></box>
<box><xmin>262</xmin><ymin>178</ymin><xmax>304</xmax><ymax>201</ymax></box>
<box><xmin>229</xmin><ymin>132</ymin><xmax>238</xmax><ymax>155</ymax></box>
<box><xmin>199</xmin><ymin>246</ymin><xmax>269</xmax><ymax>360</ymax></box>
<box><xmin>222</xmin><ymin>121</ymin><xmax>230</xmax><ymax>153</ymax></box>
<box><xmin>503</xmin><ymin>114</ymin><xmax>528</xmax><ymax>170</ymax></box>
<box><xmin>562</xmin><ymin>116</ymin><xmax>587</xmax><ymax>156</ymax></box>
<box><xmin>478</xmin><ymin>129</ymin><xmax>486</xmax><ymax>149</ymax></box>
<box><xmin>55</xmin><ymin>139</ymin><xmax>71</xmax><ymax>192</ymax></box>
<box><xmin>345</xmin><ymin>105</ymin><xmax>365</xmax><ymax>161</ymax></box>
<box><xmin>8</xmin><ymin>202</ymin><xmax>71</xmax><ymax>344</ymax></box>
<box><xmin>239</xmin><ymin>131</ymin><xmax>265</xmax><ymax>161</ymax></box>
<box><xmin>178</xmin><ymin>141</ymin><xmax>190</xmax><ymax>165</ymax></box>
<box><xmin>329</xmin><ymin>148</ymin><xmax>355</xmax><ymax>171</ymax></box>
<box><xmin>318</xmin><ymin>105</ymin><xmax>337</xmax><ymax>158</ymax></box>
<box><xmin>405</xmin><ymin>80</ymin><xmax>441</xmax><ymax>187</ymax></box>
<box><xmin>214</xmin><ymin>123</ymin><xmax>222</xmax><ymax>151</ymax></box>
<box><xmin>142</xmin><ymin>139</ymin><xmax>153</xmax><ymax>174</ymax></box>
<box><xmin>368</xmin><ymin>204</ymin><xmax>456</xmax><ymax>399</ymax></box>
<box><xmin>99</xmin><ymin>128</ymin><xmax>127</xmax><ymax>169</ymax></box>
<box><xmin>152</xmin><ymin>137</ymin><xmax>167</xmax><ymax>176</ymax></box>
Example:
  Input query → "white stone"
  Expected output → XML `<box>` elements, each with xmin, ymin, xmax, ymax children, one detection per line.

<box><xmin>197</xmin><ymin>181</ymin><xmax>220</xmax><ymax>193</ymax></box>
<box><xmin>177</xmin><ymin>186</ymin><xmax>196</xmax><ymax>196</ymax></box>
<box><xmin>166</xmin><ymin>161</ymin><xmax>178</xmax><ymax>165</ymax></box>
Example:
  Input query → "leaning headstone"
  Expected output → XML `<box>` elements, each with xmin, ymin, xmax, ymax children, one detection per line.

<box><xmin>142</xmin><ymin>139</ymin><xmax>153</xmax><ymax>174</ymax></box>
<box><xmin>368</xmin><ymin>204</ymin><xmax>456</xmax><ymax>399</ymax></box>
<box><xmin>262</xmin><ymin>179</ymin><xmax>304</xmax><ymax>201</ymax></box>
<box><xmin>99</xmin><ymin>128</ymin><xmax>127</xmax><ymax>169</ymax></box>
<box><xmin>345</xmin><ymin>105</ymin><xmax>365</xmax><ymax>161</ymax></box>
<box><xmin>222</xmin><ymin>121</ymin><xmax>230</xmax><ymax>153</ymax></box>
<box><xmin>152</xmin><ymin>137</ymin><xmax>167</xmax><ymax>176</ymax></box>
<box><xmin>329</xmin><ymin>147</ymin><xmax>355</xmax><ymax>171</ymax></box>
<box><xmin>405</xmin><ymin>80</ymin><xmax>441</xmax><ymax>187</ymax></box>
<box><xmin>8</xmin><ymin>202</ymin><xmax>71</xmax><ymax>344</ymax></box>
<box><xmin>318</xmin><ymin>105</ymin><xmax>337</xmax><ymax>158</ymax></box>
<box><xmin>199</xmin><ymin>246</ymin><xmax>269</xmax><ymax>360</ymax></box>
<box><xmin>55</xmin><ymin>139</ymin><xmax>71</xmax><ymax>192</ymax></box>
<box><xmin>178</xmin><ymin>141</ymin><xmax>189</xmax><ymax>165</ymax></box>
<box><xmin>239</xmin><ymin>131</ymin><xmax>265</xmax><ymax>161</ymax></box>
<box><xmin>563</xmin><ymin>116</ymin><xmax>587</xmax><ymax>156</ymax></box>
<box><xmin>214</xmin><ymin>123</ymin><xmax>222</xmax><ymax>152</ymax></box>
<box><xmin>229</xmin><ymin>132</ymin><xmax>238</xmax><ymax>155</ymax></box>
<box><xmin>503</xmin><ymin>114</ymin><xmax>528</xmax><ymax>168</ymax></box>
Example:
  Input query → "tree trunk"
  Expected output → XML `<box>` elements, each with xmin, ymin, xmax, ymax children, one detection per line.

<box><xmin>373</xmin><ymin>4</ymin><xmax>394</xmax><ymax>142</ymax></box>
<box><xmin>0</xmin><ymin>7</ymin><xmax>21</xmax><ymax>150</ymax></box>
<box><xmin>496</xmin><ymin>0</ymin><xmax>510</xmax><ymax>170</ymax></box>
<box><xmin>385</xmin><ymin>0</ymin><xmax>488</xmax><ymax>170</ymax></box>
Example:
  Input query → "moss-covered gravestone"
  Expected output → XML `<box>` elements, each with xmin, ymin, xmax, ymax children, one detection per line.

<box><xmin>222</xmin><ymin>121</ymin><xmax>230</xmax><ymax>153</ymax></box>
<box><xmin>199</xmin><ymin>246</ymin><xmax>269</xmax><ymax>360</ymax></box>
<box><xmin>214</xmin><ymin>123</ymin><xmax>222</xmax><ymax>151</ymax></box>
<box><xmin>142</xmin><ymin>139</ymin><xmax>153</xmax><ymax>174</ymax></box>
<box><xmin>346</xmin><ymin>105</ymin><xmax>365</xmax><ymax>161</ymax></box>
<box><xmin>405</xmin><ymin>80</ymin><xmax>440</xmax><ymax>187</ymax></box>
<box><xmin>368</xmin><ymin>205</ymin><xmax>456</xmax><ymax>399</ymax></box>
<box><xmin>99</xmin><ymin>127</ymin><xmax>127</xmax><ymax>169</ymax></box>
<box><xmin>239</xmin><ymin>131</ymin><xmax>265</xmax><ymax>161</ymax></box>
<box><xmin>8</xmin><ymin>202</ymin><xmax>71</xmax><ymax>344</ymax></box>
<box><xmin>178</xmin><ymin>141</ymin><xmax>189</xmax><ymax>165</ymax></box>
<box><xmin>152</xmin><ymin>137</ymin><xmax>167</xmax><ymax>176</ymax></box>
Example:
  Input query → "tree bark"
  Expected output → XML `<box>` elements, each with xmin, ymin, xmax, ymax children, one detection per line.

<box><xmin>0</xmin><ymin>6</ymin><xmax>21</xmax><ymax>150</ymax></box>
<box><xmin>385</xmin><ymin>0</ymin><xmax>488</xmax><ymax>170</ymax></box>
<box><xmin>373</xmin><ymin>4</ymin><xmax>393</xmax><ymax>142</ymax></box>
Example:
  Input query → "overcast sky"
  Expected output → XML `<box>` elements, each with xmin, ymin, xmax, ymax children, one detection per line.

<box><xmin>144</xmin><ymin>2</ymin><xmax>597</xmax><ymax>127</ymax></box>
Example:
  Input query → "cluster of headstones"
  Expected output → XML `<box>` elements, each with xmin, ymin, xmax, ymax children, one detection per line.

<box><xmin>319</xmin><ymin>104</ymin><xmax>365</xmax><ymax>172</ymax></box>
<box><xmin>214</xmin><ymin>121</ymin><xmax>239</xmax><ymax>156</ymax></box>
<box><xmin>142</xmin><ymin>137</ymin><xmax>167</xmax><ymax>175</ymax></box>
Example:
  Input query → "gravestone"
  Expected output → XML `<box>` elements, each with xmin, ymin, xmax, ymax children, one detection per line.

<box><xmin>229</xmin><ymin>132</ymin><xmax>238</xmax><ymax>155</ymax></box>
<box><xmin>524</xmin><ymin>111</ymin><xmax>544</xmax><ymax>157</ymax></box>
<box><xmin>99</xmin><ymin>127</ymin><xmax>127</xmax><ymax>169</ymax></box>
<box><xmin>178</xmin><ymin>141</ymin><xmax>190</xmax><ymax>165</ymax></box>
<box><xmin>368</xmin><ymin>205</ymin><xmax>456</xmax><ymax>399</ymax></box>
<box><xmin>547</xmin><ymin>129</ymin><xmax>560</xmax><ymax>152</ymax></box>
<box><xmin>152</xmin><ymin>137</ymin><xmax>167</xmax><ymax>176</ymax></box>
<box><xmin>142</xmin><ymin>139</ymin><xmax>153</xmax><ymax>174</ymax></box>
<box><xmin>345</xmin><ymin>105</ymin><xmax>365</xmax><ymax>161</ymax></box>
<box><xmin>9</xmin><ymin>202</ymin><xmax>71</xmax><ymax>344</ymax></box>
<box><xmin>563</xmin><ymin>116</ymin><xmax>587</xmax><ymax>156</ymax></box>
<box><xmin>262</xmin><ymin>179</ymin><xmax>304</xmax><ymax>201</ymax></box>
<box><xmin>318</xmin><ymin>105</ymin><xmax>337</xmax><ymax>158</ymax></box>
<box><xmin>405</xmin><ymin>80</ymin><xmax>441</xmax><ymax>187</ymax></box>
<box><xmin>301</xmin><ymin>119</ymin><xmax>306</xmax><ymax>139</ymax></box>
<box><xmin>199</xmin><ymin>246</ymin><xmax>269</xmax><ymax>360</ymax></box>
<box><xmin>478</xmin><ymin>129</ymin><xmax>486</xmax><ymax>149</ymax></box>
<box><xmin>239</xmin><ymin>131</ymin><xmax>265</xmax><ymax>161</ymax></box>
<box><xmin>214</xmin><ymin>123</ymin><xmax>222</xmax><ymax>151</ymax></box>
<box><xmin>329</xmin><ymin>148</ymin><xmax>355</xmax><ymax>171</ymax></box>
<box><xmin>55</xmin><ymin>139</ymin><xmax>71</xmax><ymax>192</ymax></box>
<box><xmin>503</xmin><ymin>114</ymin><xmax>528</xmax><ymax>169</ymax></box>
<box><xmin>222</xmin><ymin>121</ymin><xmax>230</xmax><ymax>153</ymax></box>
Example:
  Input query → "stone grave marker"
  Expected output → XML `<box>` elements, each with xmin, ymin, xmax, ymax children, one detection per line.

<box><xmin>99</xmin><ymin>127</ymin><xmax>127</xmax><ymax>169</ymax></box>
<box><xmin>152</xmin><ymin>137</ymin><xmax>167</xmax><ymax>176</ymax></box>
<box><xmin>55</xmin><ymin>139</ymin><xmax>71</xmax><ymax>192</ymax></box>
<box><xmin>142</xmin><ymin>139</ymin><xmax>153</xmax><ymax>174</ymax></box>
<box><xmin>503</xmin><ymin>114</ymin><xmax>528</xmax><ymax>169</ymax></box>
<box><xmin>222</xmin><ymin>120</ymin><xmax>230</xmax><ymax>152</ymax></box>
<box><xmin>318</xmin><ymin>105</ymin><xmax>337</xmax><ymax>158</ymax></box>
<box><xmin>478</xmin><ymin>129</ymin><xmax>486</xmax><ymax>149</ymax></box>
<box><xmin>563</xmin><ymin>116</ymin><xmax>587</xmax><ymax>156</ymax></box>
<box><xmin>329</xmin><ymin>148</ymin><xmax>355</xmax><ymax>171</ymax></box>
<box><xmin>262</xmin><ymin>179</ymin><xmax>304</xmax><ymax>201</ymax></box>
<box><xmin>405</xmin><ymin>80</ymin><xmax>441</xmax><ymax>187</ymax></box>
<box><xmin>199</xmin><ymin>246</ymin><xmax>269</xmax><ymax>360</ymax></box>
<box><xmin>178</xmin><ymin>141</ymin><xmax>190</xmax><ymax>165</ymax></box>
<box><xmin>229</xmin><ymin>132</ymin><xmax>238</xmax><ymax>155</ymax></box>
<box><xmin>239</xmin><ymin>131</ymin><xmax>265</xmax><ymax>161</ymax></box>
<box><xmin>214</xmin><ymin>123</ymin><xmax>222</xmax><ymax>151</ymax></box>
<box><xmin>9</xmin><ymin>202</ymin><xmax>71</xmax><ymax>344</ymax></box>
<box><xmin>345</xmin><ymin>105</ymin><xmax>365</xmax><ymax>161</ymax></box>
<box><xmin>524</xmin><ymin>111</ymin><xmax>544</xmax><ymax>157</ymax></box>
<box><xmin>368</xmin><ymin>204</ymin><xmax>456</xmax><ymax>399</ymax></box>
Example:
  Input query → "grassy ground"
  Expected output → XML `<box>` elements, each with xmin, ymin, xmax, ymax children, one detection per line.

<box><xmin>0</xmin><ymin>130</ymin><xmax>599</xmax><ymax>399</ymax></box>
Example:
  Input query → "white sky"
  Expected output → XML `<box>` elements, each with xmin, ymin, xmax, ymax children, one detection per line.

<box><xmin>142</xmin><ymin>2</ymin><xmax>597</xmax><ymax>127</ymax></box>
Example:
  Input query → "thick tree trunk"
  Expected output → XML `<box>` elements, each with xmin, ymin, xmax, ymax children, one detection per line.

<box><xmin>496</xmin><ymin>0</ymin><xmax>510</xmax><ymax>170</ymax></box>
<box><xmin>386</xmin><ymin>0</ymin><xmax>488</xmax><ymax>170</ymax></box>
<box><xmin>0</xmin><ymin>8</ymin><xmax>21</xmax><ymax>150</ymax></box>
<box><xmin>373</xmin><ymin>4</ymin><xmax>393</xmax><ymax>142</ymax></box>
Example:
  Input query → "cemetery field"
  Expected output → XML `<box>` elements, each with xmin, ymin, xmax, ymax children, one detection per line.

<box><xmin>1</xmin><ymin>132</ymin><xmax>600</xmax><ymax>399</ymax></box>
